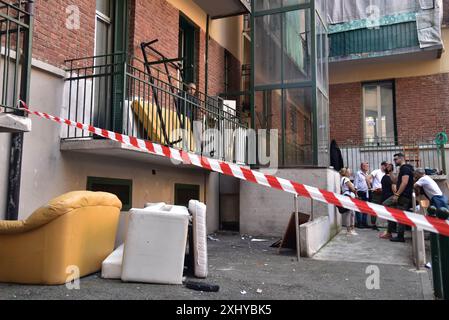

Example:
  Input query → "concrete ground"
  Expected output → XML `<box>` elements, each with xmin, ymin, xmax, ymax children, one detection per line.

<box><xmin>0</xmin><ymin>229</ymin><xmax>434</xmax><ymax>300</ymax></box>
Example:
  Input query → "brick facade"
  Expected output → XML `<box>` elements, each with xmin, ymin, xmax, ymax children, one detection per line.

<box><xmin>395</xmin><ymin>73</ymin><xmax>449</xmax><ymax>142</ymax></box>
<box><xmin>329</xmin><ymin>73</ymin><xmax>449</xmax><ymax>145</ymax></box>
<box><xmin>31</xmin><ymin>0</ymin><xmax>240</xmax><ymax>99</ymax></box>
<box><xmin>329</xmin><ymin>82</ymin><xmax>363</xmax><ymax>144</ymax></box>
<box><xmin>32</xmin><ymin>0</ymin><xmax>95</xmax><ymax>68</ymax></box>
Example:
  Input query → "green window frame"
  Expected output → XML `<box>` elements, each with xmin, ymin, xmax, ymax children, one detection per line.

<box><xmin>179</xmin><ymin>15</ymin><xmax>198</xmax><ymax>85</ymax></box>
<box><xmin>87</xmin><ymin>177</ymin><xmax>133</xmax><ymax>211</ymax></box>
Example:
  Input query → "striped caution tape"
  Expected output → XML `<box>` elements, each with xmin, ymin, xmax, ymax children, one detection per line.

<box><xmin>19</xmin><ymin>101</ymin><xmax>449</xmax><ymax>237</ymax></box>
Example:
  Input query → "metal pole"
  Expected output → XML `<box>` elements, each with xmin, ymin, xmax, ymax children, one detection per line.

<box><xmin>6</xmin><ymin>1</ymin><xmax>34</xmax><ymax>220</ymax></box>
<box><xmin>411</xmin><ymin>192</ymin><xmax>420</xmax><ymax>271</ymax></box>
<box><xmin>441</xmin><ymin>143</ymin><xmax>447</xmax><ymax>175</ymax></box>
<box><xmin>310</xmin><ymin>198</ymin><xmax>314</xmax><ymax>221</ymax></box>
<box><xmin>204</xmin><ymin>15</ymin><xmax>210</xmax><ymax>97</ymax></box>
<box><xmin>295</xmin><ymin>195</ymin><xmax>301</xmax><ymax>262</ymax></box>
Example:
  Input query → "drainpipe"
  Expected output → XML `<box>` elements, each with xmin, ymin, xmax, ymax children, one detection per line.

<box><xmin>6</xmin><ymin>1</ymin><xmax>34</xmax><ymax>220</ymax></box>
<box><xmin>205</xmin><ymin>14</ymin><xmax>210</xmax><ymax>97</ymax></box>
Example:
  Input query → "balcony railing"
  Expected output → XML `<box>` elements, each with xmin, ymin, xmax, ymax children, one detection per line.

<box><xmin>0</xmin><ymin>0</ymin><xmax>33</xmax><ymax>115</ymax></box>
<box><xmin>63</xmin><ymin>53</ymin><xmax>248</xmax><ymax>165</ymax></box>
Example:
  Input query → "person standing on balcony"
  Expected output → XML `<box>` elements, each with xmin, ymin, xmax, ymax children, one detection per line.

<box><xmin>186</xmin><ymin>83</ymin><xmax>199</xmax><ymax>125</ymax></box>
<box><xmin>368</xmin><ymin>161</ymin><xmax>388</xmax><ymax>231</ymax></box>
<box><xmin>354</xmin><ymin>162</ymin><xmax>371</xmax><ymax>229</ymax></box>
<box><xmin>414</xmin><ymin>168</ymin><xmax>449</xmax><ymax>210</ymax></box>
<box><xmin>382</xmin><ymin>153</ymin><xmax>415</xmax><ymax>243</ymax></box>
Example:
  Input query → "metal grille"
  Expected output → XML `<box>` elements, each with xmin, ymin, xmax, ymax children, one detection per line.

<box><xmin>0</xmin><ymin>0</ymin><xmax>33</xmax><ymax>113</ymax></box>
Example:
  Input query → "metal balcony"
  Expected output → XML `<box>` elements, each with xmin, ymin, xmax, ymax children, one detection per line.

<box><xmin>60</xmin><ymin>53</ymin><xmax>248</xmax><ymax>167</ymax></box>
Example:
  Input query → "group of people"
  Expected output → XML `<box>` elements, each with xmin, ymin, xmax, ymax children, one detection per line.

<box><xmin>339</xmin><ymin>153</ymin><xmax>449</xmax><ymax>241</ymax></box>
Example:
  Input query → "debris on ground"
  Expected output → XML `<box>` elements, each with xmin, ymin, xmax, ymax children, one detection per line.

<box><xmin>256</xmin><ymin>289</ymin><xmax>263</xmax><ymax>294</ymax></box>
<box><xmin>185</xmin><ymin>281</ymin><xmax>220</xmax><ymax>292</ymax></box>
<box><xmin>240</xmin><ymin>290</ymin><xmax>247</xmax><ymax>295</ymax></box>
<box><xmin>251</xmin><ymin>239</ymin><xmax>269</xmax><ymax>242</ymax></box>
<box><xmin>207</xmin><ymin>235</ymin><xmax>220</xmax><ymax>242</ymax></box>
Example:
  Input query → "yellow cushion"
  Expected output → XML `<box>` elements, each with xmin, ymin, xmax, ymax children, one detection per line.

<box><xmin>131</xmin><ymin>99</ymin><xmax>196</xmax><ymax>150</ymax></box>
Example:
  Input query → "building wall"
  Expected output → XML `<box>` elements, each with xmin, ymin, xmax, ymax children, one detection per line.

<box><xmin>0</xmin><ymin>134</ymin><xmax>9</xmax><ymax>220</ymax></box>
<box><xmin>33</xmin><ymin>0</ymin><xmax>96</xmax><ymax>68</ymax></box>
<box><xmin>16</xmin><ymin>66</ymin><xmax>220</xmax><ymax>225</ymax></box>
<box><xmin>329</xmin><ymin>27</ymin><xmax>449</xmax><ymax>145</ymax></box>
<box><xmin>30</xmin><ymin>0</ymin><xmax>242</xmax><ymax>98</ymax></box>
<box><xmin>395</xmin><ymin>73</ymin><xmax>449</xmax><ymax>142</ymax></box>
<box><xmin>3</xmin><ymin>0</ymin><xmax>239</xmax><ymax>233</ymax></box>
<box><xmin>330</xmin><ymin>30</ymin><xmax>449</xmax><ymax>85</ymax></box>
<box><xmin>240</xmin><ymin>168</ymin><xmax>340</xmax><ymax>237</ymax></box>
<box><xmin>329</xmin><ymin>82</ymin><xmax>362</xmax><ymax>144</ymax></box>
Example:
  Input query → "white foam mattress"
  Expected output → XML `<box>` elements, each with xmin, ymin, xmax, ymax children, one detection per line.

<box><xmin>101</xmin><ymin>244</ymin><xmax>124</xmax><ymax>280</ymax></box>
<box><xmin>121</xmin><ymin>205</ymin><xmax>190</xmax><ymax>285</ymax></box>
<box><xmin>189</xmin><ymin>200</ymin><xmax>208</xmax><ymax>279</ymax></box>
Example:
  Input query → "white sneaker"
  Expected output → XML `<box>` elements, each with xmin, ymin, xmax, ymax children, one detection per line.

<box><xmin>349</xmin><ymin>230</ymin><xmax>359</xmax><ymax>236</ymax></box>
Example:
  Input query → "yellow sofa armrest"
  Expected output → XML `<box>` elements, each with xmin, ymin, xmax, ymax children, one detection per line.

<box><xmin>0</xmin><ymin>191</ymin><xmax>122</xmax><ymax>235</ymax></box>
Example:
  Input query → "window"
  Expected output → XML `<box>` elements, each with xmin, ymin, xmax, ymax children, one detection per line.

<box><xmin>94</xmin><ymin>0</ymin><xmax>114</xmax><ymax>129</ymax></box>
<box><xmin>87</xmin><ymin>177</ymin><xmax>133</xmax><ymax>211</ymax></box>
<box><xmin>363</xmin><ymin>82</ymin><xmax>396</xmax><ymax>144</ymax></box>
<box><xmin>174</xmin><ymin>184</ymin><xmax>200</xmax><ymax>207</ymax></box>
<box><xmin>95</xmin><ymin>0</ymin><xmax>113</xmax><ymax>57</ymax></box>
<box><xmin>179</xmin><ymin>15</ymin><xmax>198</xmax><ymax>85</ymax></box>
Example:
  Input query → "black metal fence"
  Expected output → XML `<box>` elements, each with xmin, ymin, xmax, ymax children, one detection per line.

<box><xmin>0</xmin><ymin>0</ymin><xmax>33</xmax><ymax>114</ymax></box>
<box><xmin>63</xmin><ymin>53</ymin><xmax>248</xmax><ymax>164</ymax></box>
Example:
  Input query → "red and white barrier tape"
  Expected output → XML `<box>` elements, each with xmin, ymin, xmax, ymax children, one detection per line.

<box><xmin>19</xmin><ymin>101</ymin><xmax>449</xmax><ymax>237</ymax></box>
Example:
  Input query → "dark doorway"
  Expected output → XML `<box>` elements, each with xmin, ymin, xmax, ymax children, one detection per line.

<box><xmin>179</xmin><ymin>15</ymin><xmax>197</xmax><ymax>85</ymax></box>
<box><xmin>174</xmin><ymin>183</ymin><xmax>200</xmax><ymax>207</ymax></box>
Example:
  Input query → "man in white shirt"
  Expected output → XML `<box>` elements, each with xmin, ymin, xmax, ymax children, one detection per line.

<box><xmin>414</xmin><ymin>168</ymin><xmax>448</xmax><ymax>209</ymax></box>
<box><xmin>354</xmin><ymin>162</ymin><xmax>370</xmax><ymax>228</ymax></box>
<box><xmin>368</xmin><ymin>161</ymin><xmax>388</xmax><ymax>231</ymax></box>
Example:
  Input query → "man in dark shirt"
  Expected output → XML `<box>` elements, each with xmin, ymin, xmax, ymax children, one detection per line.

<box><xmin>382</xmin><ymin>153</ymin><xmax>414</xmax><ymax>243</ymax></box>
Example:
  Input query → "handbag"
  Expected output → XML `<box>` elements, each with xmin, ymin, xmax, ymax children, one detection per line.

<box><xmin>337</xmin><ymin>197</ymin><xmax>350</xmax><ymax>214</ymax></box>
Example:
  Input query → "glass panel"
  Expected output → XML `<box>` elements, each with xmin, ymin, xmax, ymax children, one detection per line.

<box><xmin>254</xmin><ymin>0</ymin><xmax>282</xmax><ymax>11</ymax></box>
<box><xmin>283</xmin><ymin>9</ymin><xmax>311</xmax><ymax>83</ymax></box>
<box><xmin>284</xmin><ymin>0</ymin><xmax>310</xmax><ymax>7</ymax></box>
<box><xmin>96</xmin><ymin>0</ymin><xmax>111</xmax><ymax>17</ymax></box>
<box><xmin>254</xmin><ymin>14</ymin><xmax>282</xmax><ymax>86</ymax></box>
<box><xmin>255</xmin><ymin>0</ymin><xmax>309</xmax><ymax>11</ymax></box>
<box><xmin>284</xmin><ymin>88</ymin><xmax>313</xmax><ymax>166</ymax></box>
<box><xmin>315</xmin><ymin>0</ymin><xmax>328</xmax><ymax>20</ymax></box>
<box><xmin>254</xmin><ymin>90</ymin><xmax>283</xmax><ymax>167</ymax></box>
<box><xmin>95</xmin><ymin>19</ymin><xmax>111</xmax><ymax>56</ymax></box>
<box><xmin>317</xmin><ymin>90</ymin><xmax>329</xmax><ymax>166</ymax></box>
<box><xmin>316</xmin><ymin>13</ymin><xmax>328</xmax><ymax>93</ymax></box>
<box><xmin>380</xmin><ymin>83</ymin><xmax>395</xmax><ymax>142</ymax></box>
<box><xmin>363</xmin><ymin>85</ymin><xmax>378</xmax><ymax>143</ymax></box>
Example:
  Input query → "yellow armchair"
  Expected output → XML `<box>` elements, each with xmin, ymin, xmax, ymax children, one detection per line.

<box><xmin>0</xmin><ymin>191</ymin><xmax>122</xmax><ymax>285</ymax></box>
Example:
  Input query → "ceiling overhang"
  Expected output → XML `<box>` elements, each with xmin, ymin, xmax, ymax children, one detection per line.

<box><xmin>193</xmin><ymin>0</ymin><xmax>251</xmax><ymax>19</ymax></box>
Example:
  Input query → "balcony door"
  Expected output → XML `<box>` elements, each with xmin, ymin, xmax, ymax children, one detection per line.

<box><xmin>179</xmin><ymin>15</ymin><xmax>198</xmax><ymax>86</ymax></box>
<box><xmin>92</xmin><ymin>0</ymin><xmax>128</xmax><ymax>132</ymax></box>
<box><xmin>94</xmin><ymin>0</ymin><xmax>115</xmax><ymax>130</ymax></box>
